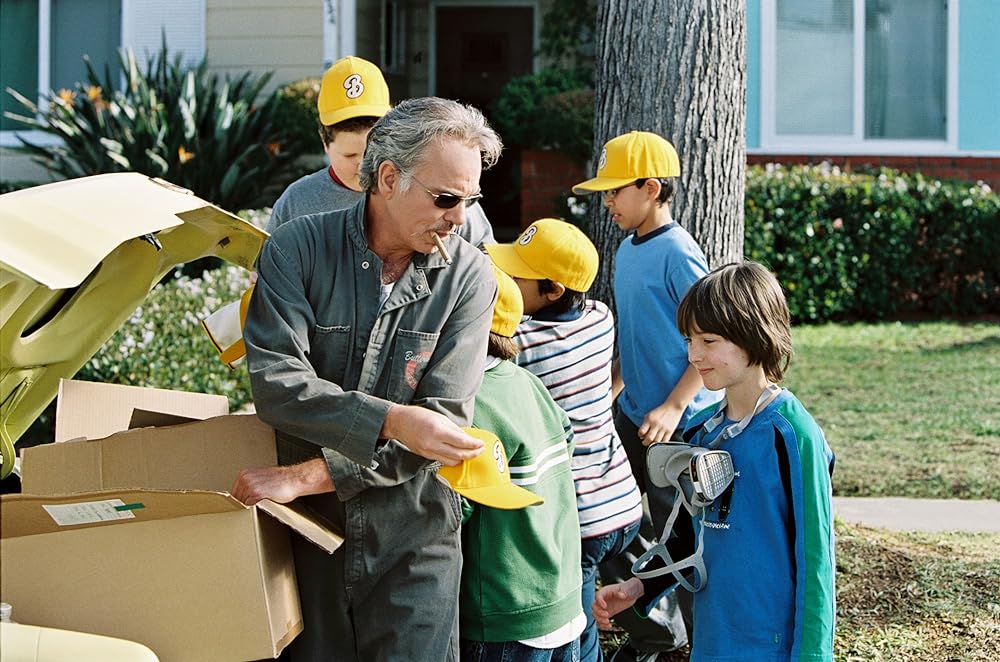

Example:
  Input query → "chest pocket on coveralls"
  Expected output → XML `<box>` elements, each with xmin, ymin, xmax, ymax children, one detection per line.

<box><xmin>388</xmin><ymin>329</ymin><xmax>439</xmax><ymax>402</ymax></box>
<box><xmin>311</xmin><ymin>324</ymin><xmax>351</xmax><ymax>378</ymax></box>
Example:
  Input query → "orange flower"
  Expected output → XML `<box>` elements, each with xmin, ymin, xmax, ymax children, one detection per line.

<box><xmin>86</xmin><ymin>85</ymin><xmax>107</xmax><ymax>112</ymax></box>
<box><xmin>57</xmin><ymin>88</ymin><xmax>76</xmax><ymax>105</ymax></box>
<box><xmin>178</xmin><ymin>146</ymin><xmax>196</xmax><ymax>164</ymax></box>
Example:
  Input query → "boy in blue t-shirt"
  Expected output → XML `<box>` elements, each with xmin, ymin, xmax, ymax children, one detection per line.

<box><xmin>572</xmin><ymin>131</ymin><xmax>721</xmax><ymax>657</ymax></box>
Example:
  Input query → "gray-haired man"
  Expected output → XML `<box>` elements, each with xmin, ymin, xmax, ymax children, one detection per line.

<box><xmin>233</xmin><ymin>97</ymin><xmax>503</xmax><ymax>661</ymax></box>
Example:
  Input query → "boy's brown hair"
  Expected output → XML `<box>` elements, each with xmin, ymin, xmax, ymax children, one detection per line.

<box><xmin>488</xmin><ymin>333</ymin><xmax>520</xmax><ymax>361</ymax></box>
<box><xmin>677</xmin><ymin>260</ymin><xmax>792</xmax><ymax>382</ymax></box>
<box><xmin>318</xmin><ymin>116</ymin><xmax>381</xmax><ymax>147</ymax></box>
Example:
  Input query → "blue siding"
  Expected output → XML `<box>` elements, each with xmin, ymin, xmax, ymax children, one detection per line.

<box><xmin>959</xmin><ymin>0</ymin><xmax>1000</xmax><ymax>151</ymax></box>
<box><xmin>746</xmin><ymin>0</ymin><xmax>761</xmax><ymax>149</ymax></box>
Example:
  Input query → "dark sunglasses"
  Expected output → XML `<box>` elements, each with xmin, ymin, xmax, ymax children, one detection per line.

<box><xmin>409</xmin><ymin>173</ymin><xmax>483</xmax><ymax>209</ymax></box>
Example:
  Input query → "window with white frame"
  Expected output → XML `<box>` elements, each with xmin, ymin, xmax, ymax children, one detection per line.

<box><xmin>761</xmin><ymin>0</ymin><xmax>955</xmax><ymax>152</ymax></box>
<box><xmin>1</xmin><ymin>0</ymin><xmax>204</xmax><ymax>136</ymax></box>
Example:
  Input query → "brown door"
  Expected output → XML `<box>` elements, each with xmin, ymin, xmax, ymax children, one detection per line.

<box><xmin>435</xmin><ymin>6</ymin><xmax>534</xmax><ymax>239</ymax></box>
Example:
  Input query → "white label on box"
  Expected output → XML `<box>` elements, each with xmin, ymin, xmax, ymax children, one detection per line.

<box><xmin>43</xmin><ymin>499</ymin><xmax>138</xmax><ymax>526</ymax></box>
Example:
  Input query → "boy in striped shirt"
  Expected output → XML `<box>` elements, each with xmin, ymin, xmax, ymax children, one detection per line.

<box><xmin>461</xmin><ymin>265</ymin><xmax>584</xmax><ymax>660</ymax></box>
<box><xmin>487</xmin><ymin>219</ymin><xmax>643</xmax><ymax>662</ymax></box>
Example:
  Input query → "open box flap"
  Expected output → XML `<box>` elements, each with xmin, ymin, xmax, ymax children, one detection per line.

<box><xmin>56</xmin><ymin>378</ymin><xmax>228</xmax><ymax>443</ymax></box>
<box><xmin>257</xmin><ymin>499</ymin><xmax>344</xmax><ymax>554</ymax></box>
<box><xmin>21</xmin><ymin>414</ymin><xmax>277</xmax><ymax>496</ymax></box>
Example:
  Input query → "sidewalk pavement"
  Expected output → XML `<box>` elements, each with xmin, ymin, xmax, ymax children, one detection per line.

<box><xmin>833</xmin><ymin>496</ymin><xmax>1000</xmax><ymax>533</ymax></box>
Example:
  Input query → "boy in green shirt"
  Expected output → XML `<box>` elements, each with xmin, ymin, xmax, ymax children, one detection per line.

<box><xmin>457</xmin><ymin>265</ymin><xmax>584</xmax><ymax>661</ymax></box>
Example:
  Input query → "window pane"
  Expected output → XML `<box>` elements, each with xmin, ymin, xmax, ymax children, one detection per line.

<box><xmin>776</xmin><ymin>0</ymin><xmax>854</xmax><ymax>136</ymax></box>
<box><xmin>51</xmin><ymin>0</ymin><xmax>121</xmax><ymax>92</ymax></box>
<box><xmin>864</xmin><ymin>0</ymin><xmax>946</xmax><ymax>139</ymax></box>
<box><xmin>1</xmin><ymin>0</ymin><xmax>40</xmax><ymax>131</ymax></box>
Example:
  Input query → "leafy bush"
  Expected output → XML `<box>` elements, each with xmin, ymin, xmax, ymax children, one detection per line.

<box><xmin>4</xmin><ymin>45</ymin><xmax>308</xmax><ymax>211</ymax></box>
<box><xmin>491</xmin><ymin>67</ymin><xmax>594</xmax><ymax>163</ymax></box>
<box><xmin>77</xmin><ymin>265</ymin><xmax>254</xmax><ymax>409</ymax></box>
<box><xmin>745</xmin><ymin>163</ymin><xmax>999</xmax><ymax>322</ymax></box>
<box><xmin>271</xmin><ymin>77</ymin><xmax>322</xmax><ymax>154</ymax></box>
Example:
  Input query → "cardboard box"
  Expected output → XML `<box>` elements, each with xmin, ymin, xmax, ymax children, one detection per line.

<box><xmin>54</xmin><ymin>379</ymin><xmax>228</xmax><ymax>442</ymax></box>
<box><xmin>3</xmin><ymin>386</ymin><xmax>343</xmax><ymax>662</ymax></box>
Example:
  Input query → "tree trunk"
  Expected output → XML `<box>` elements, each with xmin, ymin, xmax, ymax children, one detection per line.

<box><xmin>587</xmin><ymin>0</ymin><xmax>746</xmax><ymax>306</ymax></box>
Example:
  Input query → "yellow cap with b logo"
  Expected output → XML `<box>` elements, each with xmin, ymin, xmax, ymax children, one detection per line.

<box><xmin>572</xmin><ymin>130</ymin><xmax>680</xmax><ymax>194</ymax></box>
<box><xmin>318</xmin><ymin>56</ymin><xmax>392</xmax><ymax>126</ymax></box>
<box><xmin>490</xmin><ymin>265</ymin><xmax>524</xmax><ymax>338</ymax></box>
<box><xmin>486</xmin><ymin>218</ymin><xmax>599</xmax><ymax>293</ymax></box>
<box><xmin>437</xmin><ymin>428</ymin><xmax>544</xmax><ymax>510</ymax></box>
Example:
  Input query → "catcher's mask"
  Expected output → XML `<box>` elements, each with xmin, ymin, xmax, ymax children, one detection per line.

<box><xmin>631</xmin><ymin>384</ymin><xmax>781</xmax><ymax>593</ymax></box>
<box><xmin>632</xmin><ymin>442</ymin><xmax>734</xmax><ymax>592</ymax></box>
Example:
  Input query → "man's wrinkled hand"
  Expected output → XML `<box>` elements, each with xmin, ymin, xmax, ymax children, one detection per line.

<box><xmin>230</xmin><ymin>458</ymin><xmax>334</xmax><ymax>506</ymax></box>
<box><xmin>383</xmin><ymin>405</ymin><xmax>484</xmax><ymax>466</ymax></box>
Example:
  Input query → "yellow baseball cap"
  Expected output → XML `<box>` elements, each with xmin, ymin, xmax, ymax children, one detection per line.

<box><xmin>490</xmin><ymin>264</ymin><xmax>524</xmax><ymax>338</ymax></box>
<box><xmin>318</xmin><ymin>56</ymin><xmax>392</xmax><ymax>126</ymax></box>
<box><xmin>572</xmin><ymin>131</ymin><xmax>680</xmax><ymax>194</ymax></box>
<box><xmin>438</xmin><ymin>428</ymin><xmax>544</xmax><ymax>510</ymax></box>
<box><xmin>485</xmin><ymin>218</ymin><xmax>599</xmax><ymax>293</ymax></box>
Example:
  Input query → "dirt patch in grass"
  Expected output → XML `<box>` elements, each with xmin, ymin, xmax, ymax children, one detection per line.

<box><xmin>601</xmin><ymin>522</ymin><xmax>1000</xmax><ymax>661</ymax></box>
<box><xmin>836</xmin><ymin>522</ymin><xmax>1000</xmax><ymax>661</ymax></box>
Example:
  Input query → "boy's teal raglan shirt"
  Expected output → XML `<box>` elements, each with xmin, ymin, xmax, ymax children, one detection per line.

<box><xmin>642</xmin><ymin>389</ymin><xmax>836</xmax><ymax>661</ymax></box>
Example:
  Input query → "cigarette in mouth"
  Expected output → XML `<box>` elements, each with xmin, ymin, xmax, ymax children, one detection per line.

<box><xmin>431</xmin><ymin>233</ymin><xmax>452</xmax><ymax>265</ymax></box>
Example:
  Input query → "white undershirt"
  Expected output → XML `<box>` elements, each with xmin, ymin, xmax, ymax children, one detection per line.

<box><xmin>378</xmin><ymin>282</ymin><xmax>395</xmax><ymax>310</ymax></box>
<box><xmin>520</xmin><ymin>610</ymin><xmax>586</xmax><ymax>649</ymax></box>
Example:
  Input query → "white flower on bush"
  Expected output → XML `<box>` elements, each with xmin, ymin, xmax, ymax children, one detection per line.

<box><xmin>566</xmin><ymin>196</ymin><xmax>587</xmax><ymax>219</ymax></box>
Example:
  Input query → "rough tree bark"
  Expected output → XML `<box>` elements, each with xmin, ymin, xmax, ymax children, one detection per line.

<box><xmin>587</xmin><ymin>0</ymin><xmax>747</xmax><ymax>306</ymax></box>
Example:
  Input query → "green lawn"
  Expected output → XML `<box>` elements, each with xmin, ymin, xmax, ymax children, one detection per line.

<box><xmin>598</xmin><ymin>322</ymin><xmax>1000</xmax><ymax>658</ymax></box>
<box><xmin>784</xmin><ymin>322</ymin><xmax>1000</xmax><ymax>500</ymax></box>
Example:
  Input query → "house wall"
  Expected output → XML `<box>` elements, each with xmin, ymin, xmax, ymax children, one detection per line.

<box><xmin>746</xmin><ymin>154</ymin><xmax>1000</xmax><ymax>190</ymax></box>
<box><xmin>745</xmin><ymin>0</ymin><xmax>999</xmax><ymax>186</ymax></box>
<box><xmin>205</xmin><ymin>0</ymin><xmax>323</xmax><ymax>94</ymax></box>
<box><xmin>958</xmin><ymin>0</ymin><xmax>1000</xmax><ymax>152</ymax></box>
<box><xmin>746</xmin><ymin>0</ymin><xmax>761</xmax><ymax>150</ymax></box>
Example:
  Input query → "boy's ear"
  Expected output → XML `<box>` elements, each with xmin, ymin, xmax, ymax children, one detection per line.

<box><xmin>545</xmin><ymin>281</ymin><xmax>567</xmax><ymax>302</ymax></box>
<box><xmin>643</xmin><ymin>178</ymin><xmax>662</xmax><ymax>199</ymax></box>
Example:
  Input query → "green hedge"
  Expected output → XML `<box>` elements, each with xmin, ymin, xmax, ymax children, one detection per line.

<box><xmin>490</xmin><ymin>67</ymin><xmax>594</xmax><ymax>163</ymax></box>
<box><xmin>77</xmin><ymin>264</ymin><xmax>255</xmax><ymax>409</ymax></box>
<box><xmin>745</xmin><ymin>164</ymin><xmax>999</xmax><ymax>322</ymax></box>
<box><xmin>271</xmin><ymin>76</ymin><xmax>322</xmax><ymax>155</ymax></box>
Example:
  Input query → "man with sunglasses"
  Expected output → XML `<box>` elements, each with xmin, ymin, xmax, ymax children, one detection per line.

<box><xmin>233</xmin><ymin>97</ymin><xmax>503</xmax><ymax>661</ymax></box>
<box><xmin>266</xmin><ymin>56</ymin><xmax>495</xmax><ymax>248</ymax></box>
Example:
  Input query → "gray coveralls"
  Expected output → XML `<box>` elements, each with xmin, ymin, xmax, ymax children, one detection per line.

<box><xmin>244</xmin><ymin>199</ymin><xmax>495</xmax><ymax>661</ymax></box>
